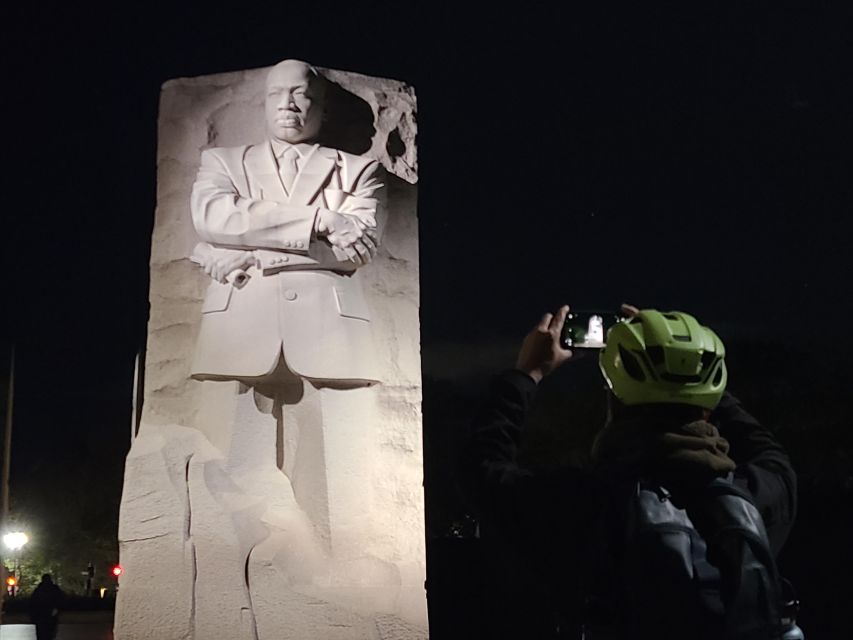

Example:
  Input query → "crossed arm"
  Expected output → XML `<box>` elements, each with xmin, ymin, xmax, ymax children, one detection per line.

<box><xmin>190</xmin><ymin>148</ymin><xmax>383</xmax><ymax>281</ymax></box>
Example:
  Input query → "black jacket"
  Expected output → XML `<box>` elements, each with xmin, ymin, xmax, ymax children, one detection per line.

<box><xmin>457</xmin><ymin>369</ymin><xmax>797</xmax><ymax>637</ymax></box>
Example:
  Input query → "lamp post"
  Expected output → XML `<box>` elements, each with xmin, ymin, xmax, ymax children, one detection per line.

<box><xmin>3</xmin><ymin>531</ymin><xmax>29</xmax><ymax>596</ymax></box>
<box><xmin>1</xmin><ymin>346</ymin><xmax>16</xmax><ymax>608</ymax></box>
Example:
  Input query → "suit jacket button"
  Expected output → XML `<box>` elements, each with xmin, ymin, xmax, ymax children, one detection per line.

<box><xmin>280</xmin><ymin>255</ymin><xmax>289</xmax><ymax>263</ymax></box>
<box><xmin>284</xmin><ymin>289</ymin><xmax>297</xmax><ymax>301</ymax></box>
<box><xmin>296</xmin><ymin>240</ymin><xmax>304</xmax><ymax>249</ymax></box>
<box><xmin>284</xmin><ymin>240</ymin><xmax>292</xmax><ymax>248</ymax></box>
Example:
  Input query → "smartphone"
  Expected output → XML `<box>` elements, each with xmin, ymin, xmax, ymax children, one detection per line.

<box><xmin>560</xmin><ymin>310</ymin><xmax>624</xmax><ymax>350</ymax></box>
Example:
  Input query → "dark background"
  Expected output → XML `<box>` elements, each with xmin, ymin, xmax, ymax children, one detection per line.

<box><xmin>2</xmin><ymin>2</ymin><xmax>852</xmax><ymax>637</ymax></box>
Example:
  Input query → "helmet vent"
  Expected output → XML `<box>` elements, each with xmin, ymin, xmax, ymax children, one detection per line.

<box><xmin>660</xmin><ymin>373</ymin><xmax>702</xmax><ymax>383</ymax></box>
<box><xmin>712</xmin><ymin>363</ymin><xmax>725</xmax><ymax>387</ymax></box>
<box><xmin>646</xmin><ymin>346</ymin><xmax>665</xmax><ymax>366</ymax></box>
<box><xmin>672</xmin><ymin>335</ymin><xmax>691</xmax><ymax>342</ymax></box>
<box><xmin>619</xmin><ymin>345</ymin><xmax>646</xmax><ymax>381</ymax></box>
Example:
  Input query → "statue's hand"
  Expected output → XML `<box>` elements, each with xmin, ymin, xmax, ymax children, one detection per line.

<box><xmin>331</xmin><ymin>233</ymin><xmax>378</xmax><ymax>266</ymax></box>
<box><xmin>197</xmin><ymin>249</ymin><xmax>256</xmax><ymax>284</ymax></box>
<box><xmin>317</xmin><ymin>209</ymin><xmax>368</xmax><ymax>248</ymax></box>
<box><xmin>348</xmin><ymin>211</ymin><xmax>377</xmax><ymax>231</ymax></box>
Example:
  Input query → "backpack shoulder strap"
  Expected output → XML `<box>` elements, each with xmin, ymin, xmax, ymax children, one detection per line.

<box><xmin>686</xmin><ymin>478</ymin><xmax>784</xmax><ymax>639</ymax></box>
<box><xmin>623</xmin><ymin>481</ymin><xmax>724</xmax><ymax>639</ymax></box>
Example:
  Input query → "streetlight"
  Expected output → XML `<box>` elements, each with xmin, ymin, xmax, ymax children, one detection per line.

<box><xmin>3</xmin><ymin>532</ymin><xmax>28</xmax><ymax>552</ymax></box>
<box><xmin>3</xmin><ymin>531</ymin><xmax>28</xmax><ymax>596</ymax></box>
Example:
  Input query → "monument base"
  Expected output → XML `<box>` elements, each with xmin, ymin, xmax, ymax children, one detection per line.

<box><xmin>117</xmin><ymin>422</ymin><xmax>427</xmax><ymax>640</ymax></box>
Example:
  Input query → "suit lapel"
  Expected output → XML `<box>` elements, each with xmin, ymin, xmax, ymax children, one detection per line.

<box><xmin>245</xmin><ymin>142</ymin><xmax>288</xmax><ymax>201</ymax></box>
<box><xmin>290</xmin><ymin>145</ymin><xmax>336</xmax><ymax>205</ymax></box>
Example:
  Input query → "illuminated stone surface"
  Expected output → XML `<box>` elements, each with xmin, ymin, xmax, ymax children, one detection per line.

<box><xmin>116</xmin><ymin>61</ymin><xmax>424</xmax><ymax>640</ymax></box>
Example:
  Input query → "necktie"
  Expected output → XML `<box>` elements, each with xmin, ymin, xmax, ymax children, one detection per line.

<box><xmin>279</xmin><ymin>147</ymin><xmax>299</xmax><ymax>193</ymax></box>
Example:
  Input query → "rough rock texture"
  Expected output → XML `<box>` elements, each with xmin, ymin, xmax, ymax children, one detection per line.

<box><xmin>115</xmin><ymin>64</ymin><xmax>424</xmax><ymax>640</ymax></box>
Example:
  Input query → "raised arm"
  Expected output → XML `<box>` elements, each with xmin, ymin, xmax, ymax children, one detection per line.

<box><xmin>458</xmin><ymin>306</ymin><xmax>586</xmax><ymax>517</ymax></box>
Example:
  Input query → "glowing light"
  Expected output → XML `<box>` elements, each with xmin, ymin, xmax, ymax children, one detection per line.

<box><xmin>2</xmin><ymin>532</ymin><xmax>29</xmax><ymax>551</ymax></box>
<box><xmin>100</xmin><ymin>587</ymin><xmax>107</xmax><ymax>598</ymax></box>
<box><xmin>112</xmin><ymin>565</ymin><xmax>123</xmax><ymax>577</ymax></box>
<box><xmin>6</xmin><ymin>576</ymin><xmax>17</xmax><ymax>587</ymax></box>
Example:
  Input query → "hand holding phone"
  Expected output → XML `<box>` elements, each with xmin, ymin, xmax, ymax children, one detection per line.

<box><xmin>516</xmin><ymin>305</ymin><xmax>575</xmax><ymax>383</ymax></box>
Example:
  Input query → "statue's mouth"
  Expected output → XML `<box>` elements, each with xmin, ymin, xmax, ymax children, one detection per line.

<box><xmin>276</xmin><ymin>116</ymin><xmax>301</xmax><ymax>127</ymax></box>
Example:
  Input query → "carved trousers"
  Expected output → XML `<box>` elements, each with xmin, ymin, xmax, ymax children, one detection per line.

<box><xmin>196</xmin><ymin>356</ymin><xmax>378</xmax><ymax>558</ymax></box>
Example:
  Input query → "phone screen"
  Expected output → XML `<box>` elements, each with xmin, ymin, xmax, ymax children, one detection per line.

<box><xmin>560</xmin><ymin>310</ymin><xmax>623</xmax><ymax>349</ymax></box>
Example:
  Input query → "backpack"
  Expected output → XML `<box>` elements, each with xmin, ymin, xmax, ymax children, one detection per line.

<box><xmin>591</xmin><ymin>476</ymin><xmax>784</xmax><ymax>639</ymax></box>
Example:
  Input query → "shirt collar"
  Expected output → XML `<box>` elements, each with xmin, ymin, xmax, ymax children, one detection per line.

<box><xmin>270</xmin><ymin>139</ymin><xmax>315</xmax><ymax>159</ymax></box>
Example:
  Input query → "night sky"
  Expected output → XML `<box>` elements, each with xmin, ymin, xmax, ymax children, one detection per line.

<box><xmin>3</xmin><ymin>3</ymin><xmax>852</xmax><ymax>635</ymax></box>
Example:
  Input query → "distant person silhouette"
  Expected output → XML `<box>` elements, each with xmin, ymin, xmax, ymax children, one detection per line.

<box><xmin>29</xmin><ymin>574</ymin><xmax>63</xmax><ymax>640</ymax></box>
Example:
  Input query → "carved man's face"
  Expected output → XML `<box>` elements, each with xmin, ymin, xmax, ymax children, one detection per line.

<box><xmin>265</xmin><ymin>61</ymin><xmax>325</xmax><ymax>144</ymax></box>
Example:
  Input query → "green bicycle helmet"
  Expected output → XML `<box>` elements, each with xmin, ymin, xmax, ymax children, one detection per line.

<box><xmin>599</xmin><ymin>309</ymin><xmax>727</xmax><ymax>410</ymax></box>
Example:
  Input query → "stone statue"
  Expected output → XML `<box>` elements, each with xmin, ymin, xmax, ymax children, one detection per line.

<box><xmin>190</xmin><ymin>59</ymin><xmax>385</xmax><ymax>385</ymax></box>
<box><xmin>189</xmin><ymin>59</ymin><xmax>395</xmax><ymax>636</ymax></box>
<box><xmin>115</xmin><ymin>59</ymin><xmax>425</xmax><ymax>640</ymax></box>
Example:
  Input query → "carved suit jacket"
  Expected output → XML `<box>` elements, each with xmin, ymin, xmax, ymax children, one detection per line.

<box><xmin>189</xmin><ymin>141</ymin><xmax>385</xmax><ymax>383</ymax></box>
